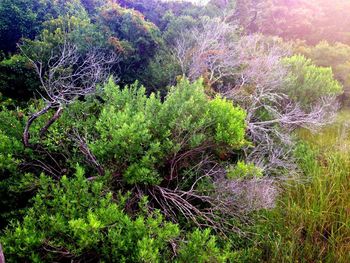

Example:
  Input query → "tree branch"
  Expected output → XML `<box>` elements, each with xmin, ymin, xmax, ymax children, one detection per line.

<box><xmin>23</xmin><ymin>103</ymin><xmax>52</xmax><ymax>148</ymax></box>
<box><xmin>39</xmin><ymin>106</ymin><xmax>64</xmax><ymax>138</ymax></box>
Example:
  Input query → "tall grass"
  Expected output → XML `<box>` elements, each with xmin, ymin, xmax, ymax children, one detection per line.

<box><xmin>265</xmin><ymin>111</ymin><xmax>350</xmax><ymax>262</ymax></box>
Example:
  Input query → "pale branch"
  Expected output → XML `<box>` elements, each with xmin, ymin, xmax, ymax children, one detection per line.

<box><xmin>19</xmin><ymin>40</ymin><xmax>120</xmax><ymax>148</ymax></box>
<box><xmin>174</xmin><ymin>18</ymin><xmax>239</xmax><ymax>87</ymax></box>
<box><xmin>144</xmin><ymin>161</ymin><xmax>250</xmax><ymax>235</ymax></box>
<box><xmin>149</xmin><ymin>183</ymin><xmax>247</xmax><ymax>235</ymax></box>
<box><xmin>72</xmin><ymin>131</ymin><xmax>105</xmax><ymax>176</ymax></box>
<box><xmin>176</xmin><ymin>26</ymin><xmax>338</xmax><ymax>174</ymax></box>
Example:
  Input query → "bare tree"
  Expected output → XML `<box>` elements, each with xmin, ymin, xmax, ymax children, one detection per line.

<box><xmin>20</xmin><ymin>40</ymin><xmax>119</xmax><ymax>148</ymax></box>
<box><xmin>223</xmin><ymin>34</ymin><xmax>339</xmax><ymax>175</ymax></box>
<box><xmin>174</xmin><ymin>18</ymin><xmax>239</xmax><ymax>88</ymax></box>
<box><xmin>175</xmin><ymin>24</ymin><xmax>339</xmax><ymax>175</ymax></box>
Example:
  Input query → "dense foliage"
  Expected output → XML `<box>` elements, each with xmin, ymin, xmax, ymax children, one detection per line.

<box><xmin>283</xmin><ymin>55</ymin><xmax>343</xmax><ymax>106</ymax></box>
<box><xmin>0</xmin><ymin>0</ymin><xmax>349</xmax><ymax>262</ymax></box>
<box><xmin>233</xmin><ymin>0</ymin><xmax>350</xmax><ymax>45</ymax></box>
<box><xmin>2</xmin><ymin>168</ymin><xmax>232</xmax><ymax>262</ymax></box>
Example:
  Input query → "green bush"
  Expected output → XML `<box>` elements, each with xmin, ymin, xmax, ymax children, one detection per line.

<box><xmin>1</xmin><ymin>166</ymin><xmax>244</xmax><ymax>262</ymax></box>
<box><xmin>1</xmin><ymin>167</ymin><xmax>179</xmax><ymax>262</ymax></box>
<box><xmin>283</xmin><ymin>55</ymin><xmax>343</xmax><ymax>107</ymax></box>
<box><xmin>0</xmin><ymin>109</ymin><xmax>23</xmax><ymax>173</ymax></box>
<box><xmin>226</xmin><ymin>161</ymin><xmax>263</xmax><ymax>179</ymax></box>
<box><xmin>0</xmin><ymin>54</ymin><xmax>39</xmax><ymax>100</ymax></box>
<box><xmin>177</xmin><ymin>229</ymin><xmax>231</xmax><ymax>263</ymax></box>
<box><xmin>294</xmin><ymin>41</ymin><xmax>350</xmax><ymax>104</ymax></box>
<box><xmin>89</xmin><ymin>77</ymin><xmax>246</xmax><ymax>185</ymax></box>
<box><xmin>0</xmin><ymin>106</ymin><xmax>35</xmax><ymax>228</ymax></box>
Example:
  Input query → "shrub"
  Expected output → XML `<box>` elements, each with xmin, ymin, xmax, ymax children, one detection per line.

<box><xmin>283</xmin><ymin>55</ymin><xmax>343</xmax><ymax>107</ymax></box>
<box><xmin>0</xmin><ymin>107</ymin><xmax>31</xmax><ymax>227</ymax></box>
<box><xmin>1</xmin><ymin>167</ymin><xmax>180</xmax><ymax>262</ymax></box>
<box><xmin>0</xmin><ymin>54</ymin><xmax>39</xmax><ymax>100</ymax></box>
<box><xmin>226</xmin><ymin>161</ymin><xmax>263</xmax><ymax>179</ymax></box>
<box><xmin>177</xmin><ymin>229</ymin><xmax>232</xmax><ymax>263</ymax></box>
<box><xmin>1</xmin><ymin>166</ymin><xmax>247</xmax><ymax>262</ymax></box>
<box><xmin>89</xmin><ymin>78</ymin><xmax>246</xmax><ymax>185</ymax></box>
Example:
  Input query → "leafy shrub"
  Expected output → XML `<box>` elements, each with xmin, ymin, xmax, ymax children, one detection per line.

<box><xmin>226</xmin><ymin>161</ymin><xmax>263</xmax><ymax>179</ymax></box>
<box><xmin>177</xmin><ymin>229</ymin><xmax>231</xmax><ymax>263</ymax></box>
<box><xmin>89</xmin><ymin>78</ymin><xmax>246</xmax><ymax>185</ymax></box>
<box><xmin>208</xmin><ymin>96</ymin><xmax>247</xmax><ymax>148</ymax></box>
<box><xmin>283</xmin><ymin>55</ymin><xmax>343</xmax><ymax>107</ymax></box>
<box><xmin>0</xmin><ymin>0</ymin><xmax>42</xmax><ymax>53</ymax></box>
<box><xmin>1</xmin><ymin>167</ymin><xmax>179</xmax><ymax>262</ymax></box>
<box><xmin>0</xmin><ymin>109</ymin><xmax>23</xmax><ymax>173</ymax></box>
<box><xmin>0</xmin><ymin>106</ymin><xmax>33</xmax><ymax>228</ymax></box>
<box><xmin>141</xmin><ymin>49</ymin><xmax>181</xmax><ymax>92</ymax></box>
<box><xmin>294</xmin><ymin>41</ymin><xmax>350</xmax><ymax>104</ymax></box>
<box><xmin>98</xmin><ymin>2</ymin><xmax>162</xmax><ymax>84</ymax></box>
<box><xmin>1</xmin><ymin>166</ymin><xmax>245</xmax><ymax>262</ymax></box>
<box><xmin>0</xmin><ymin>54</ymin><xmax>39</xmax><ymax>100</ymax></box>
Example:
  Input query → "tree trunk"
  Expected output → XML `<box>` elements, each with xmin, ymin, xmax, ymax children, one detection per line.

<box><xmin>23</xmin><ymin>103</ymin><xmax>52</xmax><ymax>148</ymax></box>
<box><xmin>0</xmin><ymin>244</ymin><xmax>5</xmax><ymax>263</ymax></box>
<box><xmin>39</xmin><ymin>106</ymin><xmax>63</xmax><ymax>138</ymax></box>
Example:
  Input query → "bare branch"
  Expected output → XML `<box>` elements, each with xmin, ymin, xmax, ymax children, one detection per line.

<box><xmin>39</xmin><ymin>106</ymin><xmax>63</xmax><ymax>138</ymax></box>
<box><xmin>23</xmin><ymin>103</ymin><xmax>52</xmax><ymax>148</ymax></box>
<box><xmin>71</xmin><ymin>130</ymin><xmax>105</xmax><ymax>176</ymax></box>
<box><xmin>175</xmin><ymin>28</ymin><xmax>339</xmax><ymax>175</ymax></box>
<box><xmin>223</xmin><ymin>34</ymin><xmax>339</xmax><ymax>175</ymax></box>
<box><xmin>174</xmin><ymin>18</ymin><xmax>239</xmax><ymax>87</ymax></box>
<box><xmin>19</xmin><ymin>39</ymin><xmax>120</xmax><ymax>148</ymax></box>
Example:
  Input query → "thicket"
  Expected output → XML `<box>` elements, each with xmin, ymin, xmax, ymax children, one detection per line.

<box><xmin>0</xmin><ymin>0</ymin><xmax>349</xmax><ymax>262</ymax></box>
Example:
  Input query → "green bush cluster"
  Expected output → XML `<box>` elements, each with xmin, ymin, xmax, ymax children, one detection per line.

<box><xmin>0</xmin><ymin>54</ymin><xmax>39</xmax><ymax>100</ymax></box>
<box><xmin>1</xmin><ymin>166</ymin><xmax>234</xmax><ymax>262</ymax></box>
<box><xmin>283</xmin><ymin>55</ymin><xmax>343</xmax><ymax>107</ymax></box>
<box><xmin>1</xmin><ymin>0</ymin><xmax>349</xmax><ymax>262</ymax></box>
<box><xmin>0</xmin><ymin>77</ymin><xmax>248</xmax><ymax>261</ymax></box>
<box><xmin>89</xmin><ymin>78</ymin><xmax>246</xmax><ymax>185</ymax></box>
<box><xmin>226</xmin><ymin>161</ymin><xmax>263</xmax><ymax>179</ymax></box>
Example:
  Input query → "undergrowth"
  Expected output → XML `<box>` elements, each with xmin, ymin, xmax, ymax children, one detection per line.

<box><xmin>260</xmin><ymin>110</ymin><xmax>350</xmax><ymax>262</ymax></box>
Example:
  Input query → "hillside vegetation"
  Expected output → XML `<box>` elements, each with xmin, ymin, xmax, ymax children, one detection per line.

<box><xmin>0</xmin><ymin>0</ymin><xmax>349</xmax><ymax>262</ymax></box>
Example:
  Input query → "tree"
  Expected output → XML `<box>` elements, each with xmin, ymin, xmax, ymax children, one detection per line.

<box><xmin>0</xmin><ymin>0</ymin><xmax>42</xmax><ymax>53</ymax></box>
<box><xmin>0</xmin><ymin>0</ymin><xmax>93</xmax><ymax>54</ymax></box>
<box><xmin>294</xmin><ymin>41</ymin><xmax>350</xmax><ymax>104</ymax></box>
<box><xmin>175</xmin><ymin>19</ymin><xmax>342</xmax><ymax>174</ymax></box>
<box><xmin>234</xmin><ymin>0</ymin><xmax>350</xmax><ymax>45</ymax></box>
<box><xmin>0</xmin><ymin>54</ymin><xmax>40</xmax><ymax>100</ymax></box>
<box><xmin>20</xmin><ymin>40</ymin><xmax>118</xmax><ymax>148</ymax></box>
<box><xmin>98</xmin><ymin>2</ymin><xmax>162</xmax><ymax>84</ymax></box>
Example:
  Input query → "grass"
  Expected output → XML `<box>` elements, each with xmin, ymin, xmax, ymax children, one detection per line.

<box><xmin>263</xmin><ymin>110</ymin><xmax>350</xmax><ymax>262</ymax></box>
